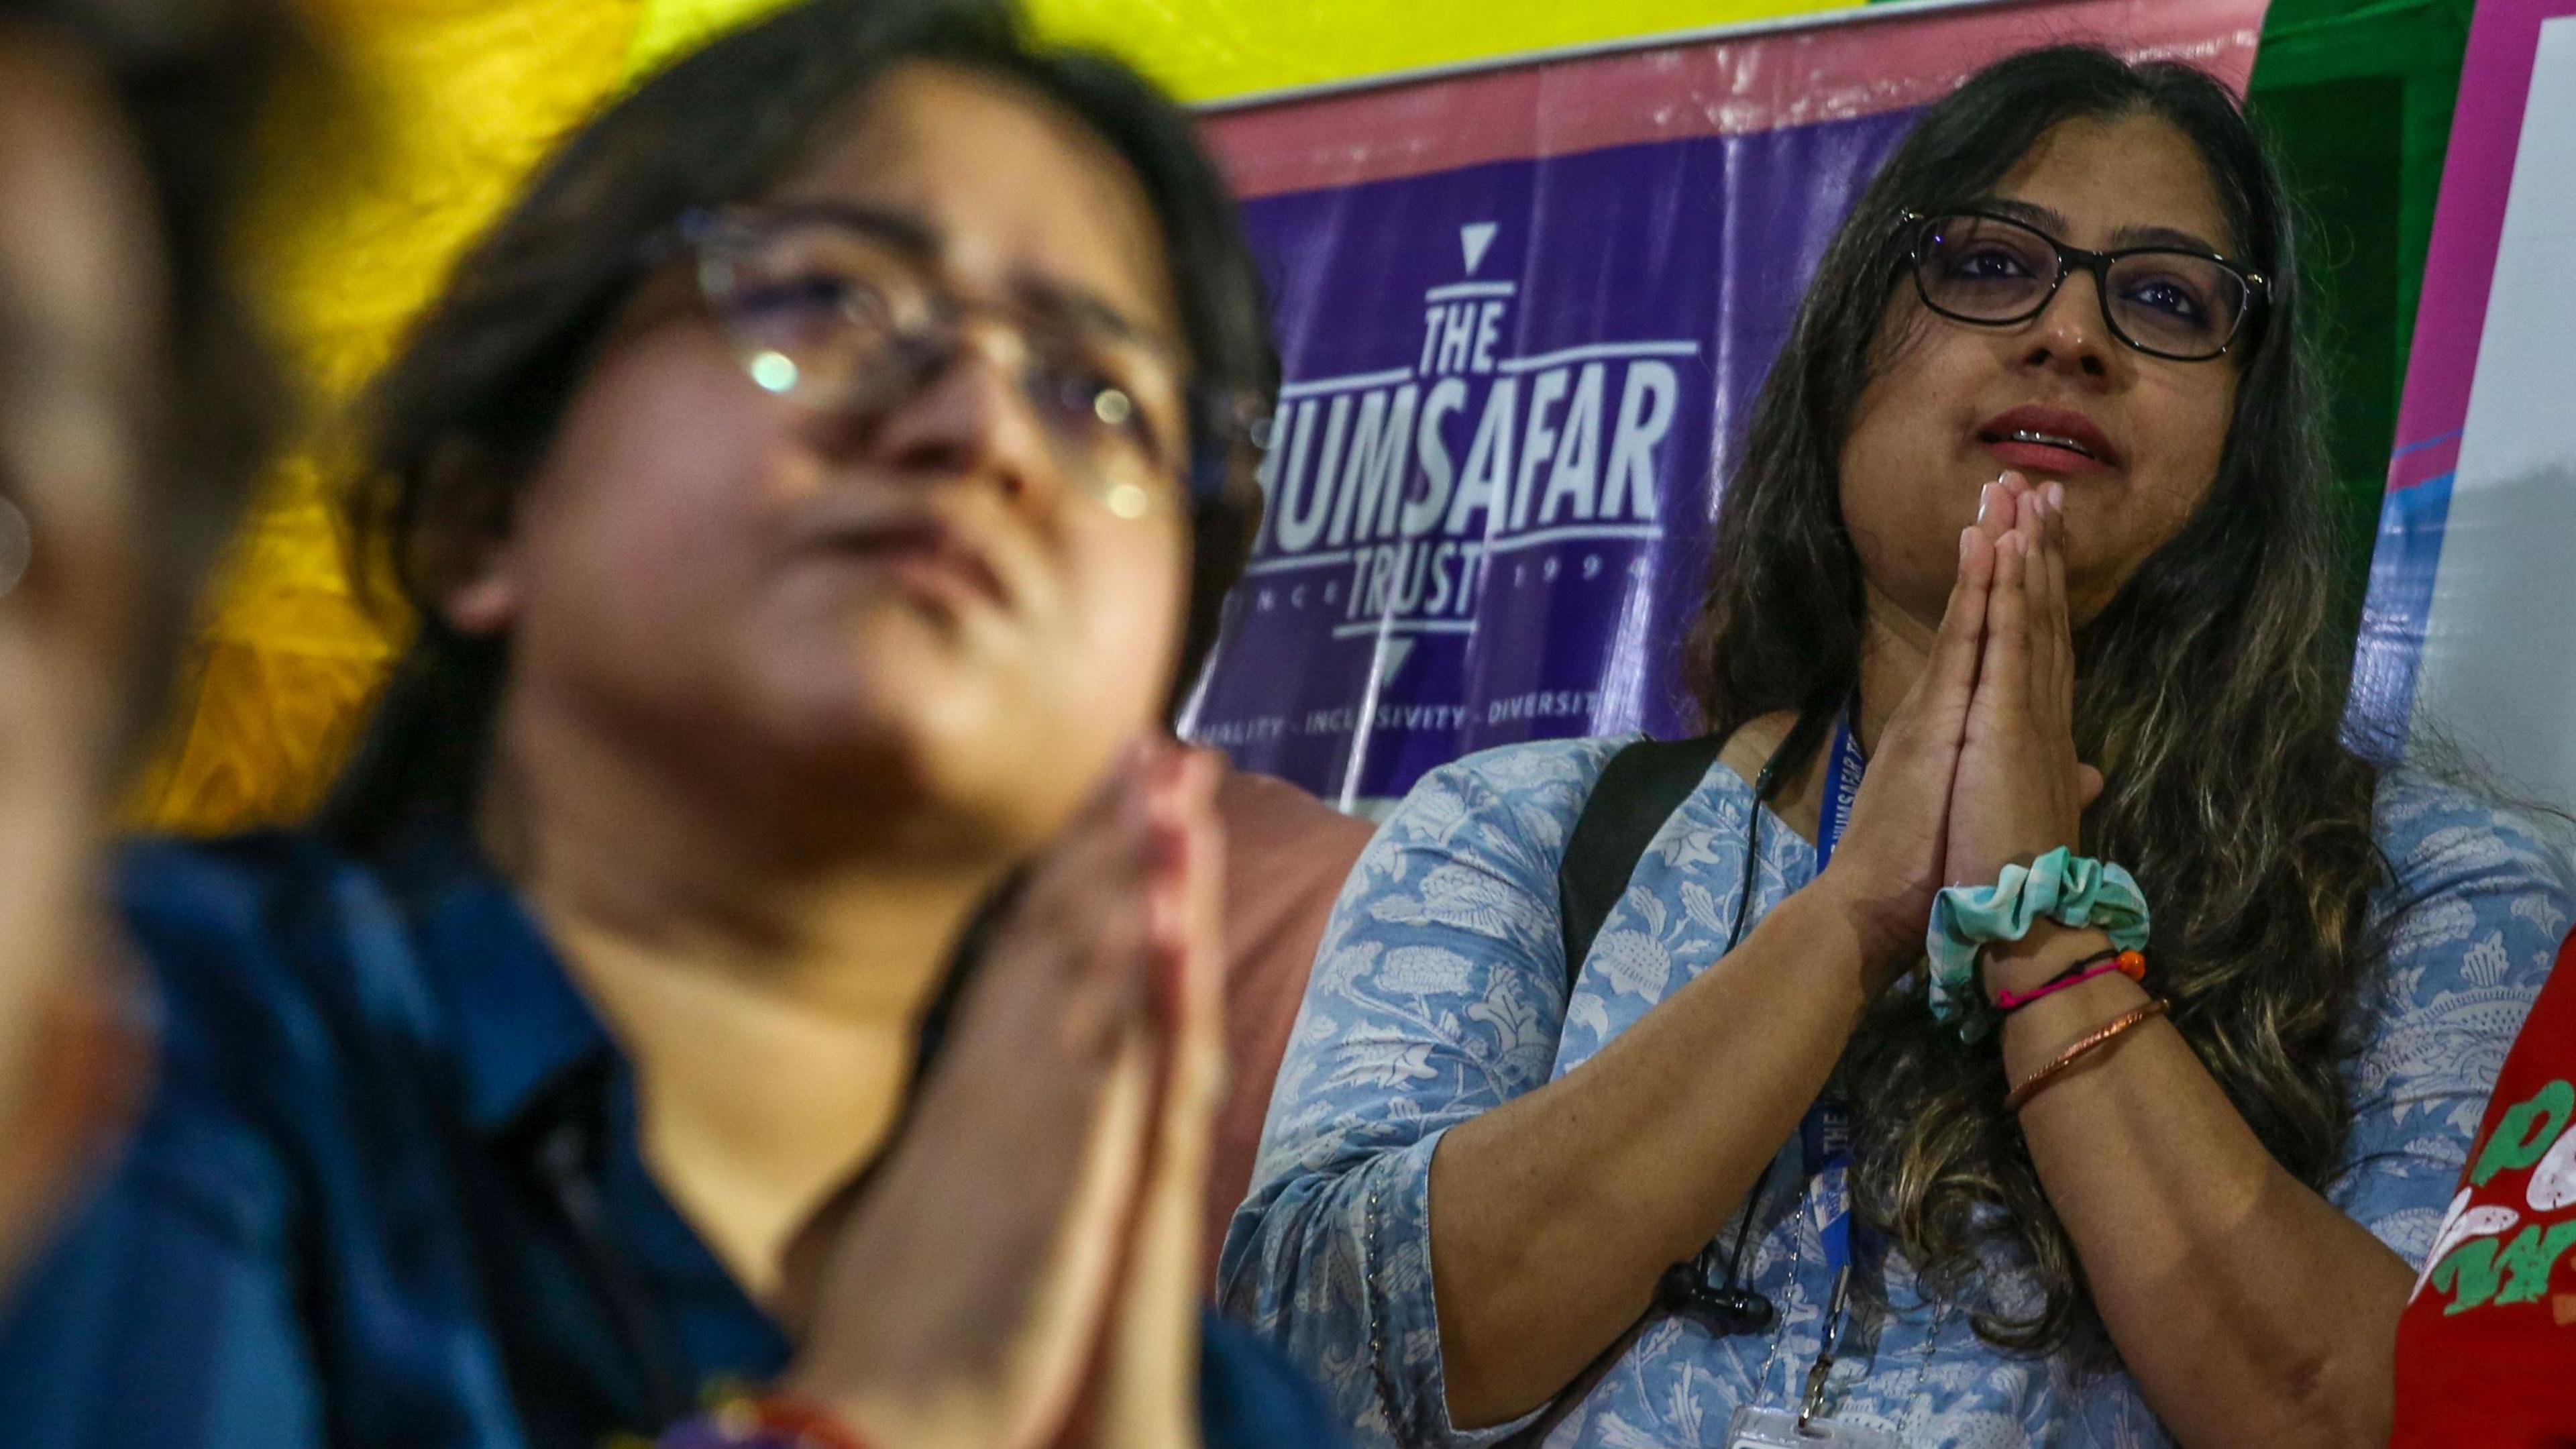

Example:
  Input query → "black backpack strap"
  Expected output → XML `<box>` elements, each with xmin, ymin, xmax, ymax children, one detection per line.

<box><xmin>1556</xmin><ymin>733</ymin><xmax>1726</xmax><ymax>996</ymax></box>
<box><xmin>1488</xmin><ymin>735</ymin><xmax>1725</xmax><ymax>1449</ymax></box>
<box><xmin>1506</xmin><ymin>715</ymin><xmax>1835</xmax><ymax>1449</ymax></box>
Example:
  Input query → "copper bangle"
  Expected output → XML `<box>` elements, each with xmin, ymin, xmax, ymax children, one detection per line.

<box><xmin>2004</xmin><ymin>998</ymin><xmax>2169</xmax><ymax>1112</ymax></box>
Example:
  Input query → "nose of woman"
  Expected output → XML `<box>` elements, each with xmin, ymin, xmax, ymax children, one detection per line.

<box><xmin>2008</xmin><ymin>270</ymin><xmax>2128</xmax><ymax>386</ymax></box>
<box><xmin>853</xmin><ymin>337</ymin><xmax>1061</xmax><ymax>513</ymax></box>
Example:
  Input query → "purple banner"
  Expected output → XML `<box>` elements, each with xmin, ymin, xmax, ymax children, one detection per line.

<box><xmin>1185</xmin><ymin>1</ymin><xmax>2266</xmax><ymax>806</ymax></box>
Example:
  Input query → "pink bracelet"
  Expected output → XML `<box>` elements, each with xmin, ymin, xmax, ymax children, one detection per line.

<box><xmin>1993</xmin><ymin>951</ymin><xmax>2144</xmax><ymax>1012</ymax></box>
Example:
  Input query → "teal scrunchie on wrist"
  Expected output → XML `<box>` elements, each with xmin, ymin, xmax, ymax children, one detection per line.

<box><xmin>1926</xmin><ymin>847</ymin><xmax>2149</xmax><ymax>1035</ymax></box>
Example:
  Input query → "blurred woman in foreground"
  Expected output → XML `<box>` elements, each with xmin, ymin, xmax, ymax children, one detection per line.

<box><xmin>0</xmin><ymin>1</ymin><xmax>1338</xmax><ymax>1445</ymax></box>
<box><xmin>0</xmin><ymin>0</ymin><xmax>280</xmax><ymax>1289</ymax></box>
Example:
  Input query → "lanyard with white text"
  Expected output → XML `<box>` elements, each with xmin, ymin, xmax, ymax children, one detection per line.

<box><xmin>1796</xmin><ymin>708</ymin><xmax>1865</xmax><ymax>1425</ymax></box>
<box><xmin>1816</xmin><ymin>705</ymin><xmax>1864</xmax><ymax>873</ymax></box>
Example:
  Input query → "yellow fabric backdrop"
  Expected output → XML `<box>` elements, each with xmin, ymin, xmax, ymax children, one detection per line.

<box><xmin>146</xmin><ymin>0</ymin><xmax>1885</xmax><ymax>832</ymax></box>
<box><xmin>639</xmin><ymin>0</ymin><xmax>1879</xmax><ymax>99</ymax></box>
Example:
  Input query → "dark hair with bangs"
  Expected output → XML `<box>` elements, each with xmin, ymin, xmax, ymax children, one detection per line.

<box><xmin>1684</xmin><ymin>46</ymin><xmax>2383</xmax><ymax>1354</ymax></box>
<box><xmin>323</xmin><ymin>0</ymin><xmax>1275</xmax><ymax>848</ymax></box>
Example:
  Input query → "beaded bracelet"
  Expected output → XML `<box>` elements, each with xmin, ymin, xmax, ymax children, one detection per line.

<box><xmin>659</xmin><ymin>1396</ymin><xmax>874</xmax><ymax>1449</ymax></box>
<box><xmin>1992</xmin><ymin>949</ymin><xmax>2147</xmax><ymax>1012</ymax></box>
<box><xmin>2004</xmin><ymin>999</ymin><xmax>2169</xmax><ymax>1112</ymax></box>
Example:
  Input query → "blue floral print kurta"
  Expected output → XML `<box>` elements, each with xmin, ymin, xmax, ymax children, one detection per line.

<box><xmin>1219</xmin><ymin>736</ymin><xmax>2575</xmax><ymax>1448</ymax></box>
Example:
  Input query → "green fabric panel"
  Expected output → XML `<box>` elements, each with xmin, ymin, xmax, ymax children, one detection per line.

<box><xmin>2249</xmin><ymin>0</ymin><xmax>2471</xmax><ymax>576</ymax></box>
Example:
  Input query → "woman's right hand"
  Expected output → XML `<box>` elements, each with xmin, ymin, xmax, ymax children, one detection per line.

<box><xmin>1809</xmin><ymin>519</ymin><xmax>1997</xmax><ymax>988</ymax></box>
<box><xmin>777</xmin><ymin>739</ymin><xmax>1221</xmax><ymax>1449</ymax></box>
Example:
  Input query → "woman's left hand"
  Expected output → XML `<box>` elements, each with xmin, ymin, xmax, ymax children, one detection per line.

<box><xmin>1047</xmin><ymin>745</ymin><xmax>1224</xmax><ymax>1449</ymax></box>
<box><xmin>775</xmin><ymin>740</ymin><xmax>1220</xmax><ymax>1449</ymax></box>
<box><xmin>1941</xmin><ymin>474</ymin><xmax>2102</xmax><ymax>889</ymax></box>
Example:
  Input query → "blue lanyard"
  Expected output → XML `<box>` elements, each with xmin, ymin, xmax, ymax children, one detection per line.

<box><xmin>1811</xmin><ymin>704</ymin><xmax>1864</xmax><ymax>1281</ymax></box>
<box><xmin>1815</xmin><ymin>706</ymin><xmax>1864</xmax><ymax>871</ymax></box>
<box><xmin>1807</xmin><ymin>711</ymin><xmax>1862</xmax><ymax>1261</ymax></box>
<box><xmin>1800</xmin><ymin>1100</ymin><xmax>1855</xmax><ymax>1324</ymax></box>
<box><xmin>1796</xmin><ymin>710</ymin><xmax>1864</xmax><ymax>1415</ymax></box>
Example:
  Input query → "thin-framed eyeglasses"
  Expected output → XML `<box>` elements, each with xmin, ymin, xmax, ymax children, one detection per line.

<box><xmin>1899</xmin><ymin>208</ymin><xmax>2268</xmax><ymax>362</ymax></box>
<box><xmin>672</xmin><ymin>205</ymin><xmax>1256</xmax><ymax>520</ymax></box>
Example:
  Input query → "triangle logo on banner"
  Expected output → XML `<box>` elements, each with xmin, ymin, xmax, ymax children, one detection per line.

<box><xmin>1378</xmin><ymin>636</ymin><xmax>1418</xmax><ymax>680</ymax></box>
<box><xmin>1459</xmin><ymin>222</ymin><xmax>1498</xmax><ymax>274</ymax></box>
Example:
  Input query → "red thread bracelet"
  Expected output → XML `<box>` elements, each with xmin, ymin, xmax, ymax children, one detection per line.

<box><xmin>1993</xmin><ymin>949</ymin><xmax>2145</xmax><ymax>1012</ymax></box>
<box><xmin>660</xmin><ymin>1395</ymin><xmax>875</xmax><ymax>1449</ymax></box>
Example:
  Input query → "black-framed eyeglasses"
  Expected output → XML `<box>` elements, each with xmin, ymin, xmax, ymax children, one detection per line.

<box><xmin>1899</xmin><ymin>209</ymin><xmax>2268</xmax><ymax>362</ymax></box>
<box><xmin>669</xmin><ymin>205</ymin><xmax>1258</xmax><ymax>519</ymax></box>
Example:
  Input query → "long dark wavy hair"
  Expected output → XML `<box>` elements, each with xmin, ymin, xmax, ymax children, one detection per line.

<box><xmin>322</xmin><ymin>0</ymin><xmax>1274</xmax><ymax>849</ymax></box>
<box><xmin>1682</xmin><ymin>46</ymin><xmax>2385</xmax><ymax>1353</ymax></box>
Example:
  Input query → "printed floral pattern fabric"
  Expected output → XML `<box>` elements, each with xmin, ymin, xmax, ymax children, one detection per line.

<box><xmin>1218</xmin><ymin>736</ymin><xmax>2576</xmax><ymax>1448</ymax></box>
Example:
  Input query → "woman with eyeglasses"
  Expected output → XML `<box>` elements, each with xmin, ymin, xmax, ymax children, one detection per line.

<box><xmin>0</xmin><ymin>2</ymin><xmax>1342</xmax><ymax>1447</ymax></box>
<box><xmin>1222</xmin><ymin>46</ymin><xmax>2574</xmax><ymax>1449</ymax></box>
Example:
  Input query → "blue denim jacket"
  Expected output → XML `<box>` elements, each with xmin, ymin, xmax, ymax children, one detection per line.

<box><xmin>0</xmin><ymin>820</ymin><xmax>1338</xmax><ymax>1448</ymax></box>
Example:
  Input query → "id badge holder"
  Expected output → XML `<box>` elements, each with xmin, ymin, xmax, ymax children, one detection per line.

<box><xmin>1723</xmin><ymin>1405</ymin><xmax>1901</xmax><ymax>1449</ymax></box>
